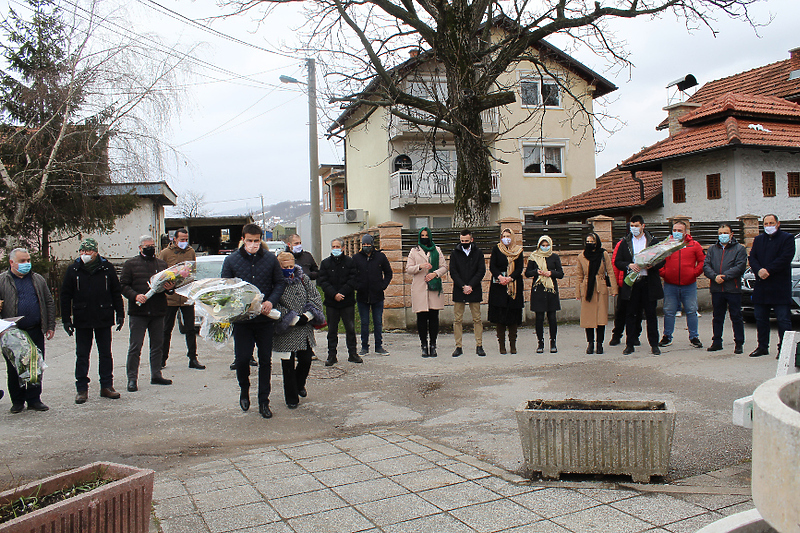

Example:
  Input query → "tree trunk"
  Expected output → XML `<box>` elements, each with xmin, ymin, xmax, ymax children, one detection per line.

<box><xmin>452</xmin><ymin>113</ymin><xmax>493</xmax><ymax>227</ymax></box>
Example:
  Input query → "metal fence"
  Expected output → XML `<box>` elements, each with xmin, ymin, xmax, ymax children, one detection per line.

<box><xmin>401</xmin><ymin>227</ymin><xmax>500</xmax><ymax>255</ymax></box>
<box><xmin>523</xmin><ymin>223</ymin><xmax>593</xmax><ymax>252</ymax></box>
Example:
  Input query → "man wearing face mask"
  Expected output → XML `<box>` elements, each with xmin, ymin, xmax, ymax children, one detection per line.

<box><xmin>285</xmin><ymin>234</ymin><xmax>319</xmax><ymax>280</ymax></box>
<box><xmin>703</xmin><ymin>224</ymin><xmax>748</xmax><ymax>353</ymax></box>
<box><xmin>221</xmin><ymin>224</ymin><xmax>286</xmax><ymax>419</ymax></box>
<box><xmin>159</xmin><ymin>228</ymin><xmax>204</xmax><ymax>370</ymax></box>
<box><xmin>658</xmin><ymin>221</ymin><xmax>705</xmax><ymax>349</ymax></box>
<box><xmin>317</xmin><ymin>238</ymin><xmax>359</xmax><ymax>365</ymax></box>
<box><xmin>0</xmin><ymin>248</ymin><xmax>55</xmax><ymax>413</ymax></box>
<box><xmin>121</xmin><ymin>235</ymin><xmax>175</xmax><ymax>392</ymax></box>
<box><xmin>449</xmin><ymin>229</ymin><xmax>486</xmax><ymax>357</ymax></box>
<box><xmin>614</xmin><ymin>215</ymin><xmax>666</xmax><ymax>355</ymax></box>
<box><xmin>352</xmin><ymin>234</ymin><xmax>393</xmax><ymax>356</ymax></box>
<box><xmin>747</xmin><ymin>214</ymin><xmax>796</xmax><ymax>358</ymax></box>
<box><xmin>61</xmin><ymin>238</ymin><xmax>125</xmax><ymax>404</ymax></box>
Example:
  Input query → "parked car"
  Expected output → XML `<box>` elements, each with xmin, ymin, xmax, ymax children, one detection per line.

<box><xmin>264</xmin><ymin>241</ymin><xmax>287</xmax><ymax>255</ymax></box>
<box><xmin>741</xmin><ymin>234</ymin><xmax>800</xmax><ymax>322</ymax></box>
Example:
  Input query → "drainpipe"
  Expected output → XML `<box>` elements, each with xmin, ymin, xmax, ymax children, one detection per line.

<box><xmin>630</xmin><ymin>170</ymin><xmax>645</xmax><ymax>203</ymax></box>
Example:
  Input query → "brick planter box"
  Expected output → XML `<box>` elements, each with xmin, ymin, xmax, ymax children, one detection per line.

<box><xmin>515</xmin><ymin>399</ymin><xmax>676</xmax><ymax>483</ymax></box>
<box><xmin>0</xmin><ymin>461</ymin><xmax>154</xmax><ymax>533</ymax></box>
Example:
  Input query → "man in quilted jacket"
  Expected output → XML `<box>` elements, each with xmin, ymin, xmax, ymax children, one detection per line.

<box><xmin>658</xmin><ymin>220</ymin><xmax>705</xmax><ymax>349</ymax></box>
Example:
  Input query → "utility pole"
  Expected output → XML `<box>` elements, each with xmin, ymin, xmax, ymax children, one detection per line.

<box><xmin>307</xmin><ymin>58</ymin><xmax>321</xmax><ymax>262</ymax></box>
<box><xmin>260</xmin><ymin>194</ymin><xmax>266</xmax><ymax>231</ymax></box>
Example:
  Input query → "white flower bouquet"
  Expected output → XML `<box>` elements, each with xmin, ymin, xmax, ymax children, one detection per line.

<box><xmin>137</xmin><ymin>261</ymin><xmax>196</xmax><ymax>305</ymax></box>
<box><xmin>624</xmin><ymin>236</ymin><xmax>688</xmax><ymax>286</ymax></box>
<box><xmin>0</xmin><ymin>320</ymin><xmax>46</xmax><ymax>386</ymax></box>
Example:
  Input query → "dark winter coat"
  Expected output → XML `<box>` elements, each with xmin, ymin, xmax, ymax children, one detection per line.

<box><xmin>158</xmin><ymin>242</ymin><xmax>196</xmax><ymax>306</ymax></box>
<box><xmin>291</xmin><ymin>250</ymin><xmax>319</xmax><ymax>280</ymax></box>
<box><xmin>449</xmin><ymin>245</ymin><xmax>486</xmax><ymax>303</ymax></box>
<box><xmin>487</xmin><ymin>245</ymin><xmax>525</xmax><ymax>323</ymax></box>
<box><xmin>221</xmin><ymin>246</ymin><xmax>286</xmax><ymax>322</ymax></box>
<box><xmin>748</xmin><ymin>229</ymin><xmax>796</xmax><ymax>305</ymax></box>
<box><xmin>0</xmin><ymin>270</ymin><xmax>56</xmax><ymax>334</ymax></box>
<box><xmin>60</xmin><ymin>257</ymin><xmax>124</xmax><ymax>329</ymax></box>
<box><xmin>524</xmin><ymin>253</ymin><xmax>564</xmax><ymax>312</ymax></box>
<box><xmin>703</xmin><ymin>238</ymin><xmax>748</xmax><ymax>294</ymax></box>
<box><xmin>317</xmin><ymin>253</ymin><xmax>358</xmax><ymax>308</ymax></box>
<box><xmin>352</xmin><ymin>249</ymin><xmax>393</xmax><ymax>304</ymax></box>
<box><xmin>120</xmin><ymin>254</ymin><xmax>170</xmax><ymax>317</ymax></box>
<box><xmin>273</xmin><ymin>267</ymin><xmax>324</xmax><ymax>352</ymax></box>
<box><xmin>614</xmin><ymin>230</ymin><xmax>665</xmax><ymax>301</ymax></box>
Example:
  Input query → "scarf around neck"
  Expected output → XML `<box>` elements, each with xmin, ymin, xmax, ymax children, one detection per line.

<box><xmin>418</xmin><ymin>227</ymin><xmax>442</xmax><ymax>293</ymax></box>
<box><xmin>498</xmin><ymin>230</ymin><xmax>523</xmax><ymax>299</ymax></box>
<box><xmin>529</xmin><ymin>235</ymin><xmax>555</xmax><ymax>293</ymax></box>
<box><xmin>583</xmin><ymin>232</ymin><xmax>604</xmax><ymax>302</ymax></box>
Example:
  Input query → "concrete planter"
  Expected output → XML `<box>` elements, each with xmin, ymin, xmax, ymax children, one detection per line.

<box><xmin>752</xmin><ymin>373</ymin><xmax>800</xmax><ymax>533</ymax></box>
<box><xmin>0</xmin><ymin>461</ymin><xmax>154</xmax><ymax>533</ymax></box>
<box><xmin>515</xmin><ymin>399</ymin><xmax>676</xmax><ymax>483</ymax></box>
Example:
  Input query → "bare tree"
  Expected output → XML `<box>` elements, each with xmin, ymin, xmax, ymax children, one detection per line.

<box><xmin>176</xmin><ymin>189</ymin><xmax>211</xmax><ymax>218</ymax></box>
<box><xmin>0</xmin><ymin>0</ymin><xmax>190</xmax><ymax>254</ymax></box>
<box><xmin>226</xmin><ymin>0</ymin><xmax>758</xmax><ymax>226</ymax></box>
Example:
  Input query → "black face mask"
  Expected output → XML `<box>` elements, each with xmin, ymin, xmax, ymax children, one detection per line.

<box><xmin>362</xmin><ymin>245</ymin><xmax>373</xmax><ymax>254</ymax></box>
<box><xmin>584</xmin><ymin>243</ymin><xmax>595</xmax><ymax>253</ymax></box>
<box><xmin>460</xmin><ymin>242</ymin><xmax>472</xmax><ymax>250</ymax></box>
<box><xmin>142</xmin><ymin>246</ymin><xmax>155</xmax><ymax>257</ymax></box>
<box><xmin>420</xmin><ymin>238</ymin><xmax>431</xmax><ymax>247</ymax></box>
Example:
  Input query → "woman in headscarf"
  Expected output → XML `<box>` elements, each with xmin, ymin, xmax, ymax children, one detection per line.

<box><xmin>407</xmin><ymin>227</ymin><xmax>448</xmax><ymax>357</ymax></box>
<box><xmin>525</xmin><ymin>235</ymin><xmax>564</xmax><ymax>353</ymax></box>
<box><xmin>576</xmin><ymin>232</ymin><xmax>618</xmax><ymax>354</ymax></box>
<box><xmin>273</xmin><ymin>252</ymin><xmax>324</xmax><ymax>408</ymax></box>
<box><xmin>488</xmin><ymin>228</ymin><xmax>524</xmax><ymax>354</ymax></box>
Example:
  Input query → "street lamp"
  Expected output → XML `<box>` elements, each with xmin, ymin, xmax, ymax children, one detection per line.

<box><xmin>280</xmin><ymin>59</ymin><xmax>321</xmax><ymax>262</ymax></box>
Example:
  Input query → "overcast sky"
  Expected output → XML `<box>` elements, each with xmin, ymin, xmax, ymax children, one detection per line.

<box><xmin>123</xmin><ymin>0</ymin><xmax>796</xmax><ymax>215</ymax></box>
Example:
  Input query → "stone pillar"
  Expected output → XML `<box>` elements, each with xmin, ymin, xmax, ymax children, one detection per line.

<box><xmin>667</xmin><ymin>215</ymin><xmax>692</xmax><ymax>234</ymax></box>
<box><xmin>588</xmin><ymin>215</ymin><xmax>614</xmax><ymax>249</ymax></box>
<box><xmin>497</xmin><ymin>217</ymin><xmax>523</xmax><ymax>247</ymax></box>
<box><xmin>377</xmin><ymin>222</ymin><xmax>407</xmax><ymax>329</ymax></box>
<box><xmin>738</xmin><ymin>214</ymin><xmax>760</xmax><ymax>253</ymax></box>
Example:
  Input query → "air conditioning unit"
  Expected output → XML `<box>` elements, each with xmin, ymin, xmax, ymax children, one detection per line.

<box><xmin>344</xmin><ymin>209</ymin><xmax>366</xmax><ymax>223</ymax></box>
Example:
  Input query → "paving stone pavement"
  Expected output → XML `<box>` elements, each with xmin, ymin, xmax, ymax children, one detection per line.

<box><xmin>152</xmin><ymin>430</ymin><xmax>754</xmax><ymax>533</ymax></box>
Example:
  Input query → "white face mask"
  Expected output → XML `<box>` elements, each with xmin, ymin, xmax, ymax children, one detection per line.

<box><xmin>244</xmin><ymin>241</ymin><xmax>260</xmax><ymax>254</ymax></box>
<box><xmin>501</xmin><ymin>237</ymin><xmax>511</xmax><ymax>245</ymax></box>
<box><xmin>177</xmin><ymin>241</ymin><xmax>188</xmax><ymax>250</ymax></box>
<box><xmin>292</xmin><ymin>244</ymin><xmax>303</xmax><ymax>254</ymax></box>
<box><xmin>81</xmin><ymin>254</ymin><xmax>94</xmax><ymax>263</ymax></box>
<box><xmin>630</xmin><ymin>226</ymin><xmax>642</xmax><ymax>237</ymax></box>
<box><xmin>764</xmin><ymin>226</ymin><xmax>777</xmax><ymax>235</ymax></box>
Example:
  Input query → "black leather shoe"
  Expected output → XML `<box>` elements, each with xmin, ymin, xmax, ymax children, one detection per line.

<box><xmin>596</xmin><ymin>344</ymin><xmax>604</xmax><ymax>354</ymax></box>
<box><xmin>259</xmin><ymin>403</ymin><xmax>272</xmax><ymax>419</ymax></box>
<box><xmin>127</xmin><ymin>380</ymin><xmax>138</xmax><ymax>392</ymax></box>
<box><xmin>651</xmin><ymin>346</ymin><xmax>661</xmax><ymax>356</ymax></box>
<box><xmin>429</xmin><ymin>345</ymin><xmax>438</xmax><ymax>357</ymax></box>
<box><xmin>476</xmin><ymin>346</ymin><xmax>486</xmax><ymax>357</ymax></box>
<box><xmin>298</xmin><ymin>388</ymin><xmax>307</xmax><ymax>398</ymax></box>
<box><xmin>536</xmin><ymin>341</ymin><xmax>544</xmax><ymax>354</ymax></box>
<box><xmin>707</xmin><ymin>343</ymin><xmax>723</xmax><ymax>352</ymax></box>
<box><xmin>229</xmin><ymin>361</ymin><xmax>237</xmax><ymax>370</ymax></box>
<box><xmin>151</xmin><ymin>376</ymin><xmax>173</xmax><ymax>385</ymax></box>
<box><xmin>287</xmin><ymin>402</ymin><xmax>298</xmax><ymax>409</ymax></box>
<box><xmin>9</xmin><ymin>403</ymin><xmax>24</xmax><ymax>414</ymax></box>
<box><xmin>622</xmin><ymin>345</ymin><xmax>635</xmax><ymax>355</ymax></box>
<box><xmin>421</xmin><ymin>344</ymin><xmax>429</xmax><ymax>358</ymax></box>
<box><xmin>749</xmin><ymin>347</ymin><xmax>769</xmax><ymax>358</ymax></box>
<box><xmin>189</xmin><ymin>358</ymin><xmax>206</xmax><ymax>370</ymax></box>
<box><xmin>240</xmin><ymin>397</ymin><xmax>250</xmax><ymax>412</ymax></box>
<box><xmin>734</xmin><ymin>343</ymin><xmax>744</xmax><ymax>354</ymax></box>
<box><xmin>586</xmin><ymin>343</ymin><xmax>594</xmax><ymax>355</ymax></box>
<box><xmin>608</xmin><ymin>336</ymin><xmax>621</xmax><ymax>346</ymax></box>
<box><xmin>348</xmin><ymin>355</ymin><xmax>364</xmax><ymax>363</ymax></box>
<box><xmin>28</xmin><ymin>401</ymin><xmax>49</xmax><ymax>411</ymax></box>
<box><xmin>550</xmin><ymin>341</ymin><xmax>558</xmax><ymax>354</ymax></box>
<box><xmin>324</xmin><ymin>358</ymin><xmax>337</xmax><ymax>367</ymax></box>
<box><xmin>452</xmin><ymin>347</ymin><xmax>463</xmax><ymax>357</ymax></box>
<box><xmin>75</xmin><ymin>391</ymin><xmax>88</xmax><ymax>404</ymax></box>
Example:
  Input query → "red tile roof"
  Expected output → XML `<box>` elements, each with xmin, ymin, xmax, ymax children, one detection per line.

<box><xmin>534</xmin><ymin>170</ymin><xmax>662</xmax><ymax>218</ymax></box>
<box><xmin>657</xmin><ymin>54</ymin><xmax>800</xmax><ymax>130</ymax></box>
<box><xmin>679</xmin><ymin>93</ymin><xmax>800</xmax><ymax>124</ymax></box>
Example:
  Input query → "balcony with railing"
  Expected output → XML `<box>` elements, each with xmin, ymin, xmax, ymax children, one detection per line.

<box><xmin>389</xmin><ymin>169</ymin><xmax>501</xmax><ymax>209</ymax></box>
<box><xmin>388</xmin><ymin>107</ymin><xmax>500</xmax><ymax>139</ymax></box>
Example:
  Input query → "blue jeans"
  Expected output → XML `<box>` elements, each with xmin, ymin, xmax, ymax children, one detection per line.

<box><xmin>358</xmin><ymin>301</ymin><xmax>384</xmax><ymax>350</ymax></box>
<box><xmin>711</xmin><ymin>292</ymin><xmax>744</xmax><ymax>346</ymax></box>
<box><xmin>753</xmin><ymin>304</ymin><xmax>792</xmax><ymax>352</ymax></box>
<box><xmin>662</xmin><ymin>283</ymin><xmax>699</xmax><ymax>340</ymax></box>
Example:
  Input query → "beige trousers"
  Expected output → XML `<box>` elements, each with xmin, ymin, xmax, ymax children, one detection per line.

<box><xmin>453</xmin><ymin>302</ymin><xmax>483</xmax><ymax>347</ymax></box>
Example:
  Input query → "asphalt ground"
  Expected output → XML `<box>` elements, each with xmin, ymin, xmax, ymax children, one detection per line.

<box><xmin>0</xmin><ymin>313</ymin><xmax>781</xmax><ymax>488</ymax></box>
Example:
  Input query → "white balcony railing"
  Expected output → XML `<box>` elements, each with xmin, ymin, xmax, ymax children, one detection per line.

<box><xmin>389</xmin><ymin>169</ymin><xmax>500</xmax><ymax>204</ymax></box>
<box><xmin>389</xmin><ymin>107</ymin><xmax>500</xmax><ymax>137</ymax></box>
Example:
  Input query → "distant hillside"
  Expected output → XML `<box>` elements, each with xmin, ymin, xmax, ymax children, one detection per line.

<box><xmin>210</xmin><ymin>199</ymin><xmax>311</xmax><ymax>225</ymax></box>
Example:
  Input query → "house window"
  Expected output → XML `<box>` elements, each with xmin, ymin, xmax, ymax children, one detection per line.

<box><xmin>432</xmin><ymin>217</ymin><xmax>451</xmax><ymax>228</ymax></box>
<box><xmin>672</xmin><ymin>178</ymin><xmax>686</xmax><ymax>203</ymax></box>
<box><xmin>788</xmin><ymin>172</ymin><xmax>800</xmax><ymax>197</ymax></box>
<box><xmin>706</xmin><ymin>174</ymin><xmax>721</xmax><ymax>200</ymax></box>
<box><xmin>520</xmin><ymin>78</ymin><xmax>560</xmax><ymax>107</ymax></box>
<box><xmin>762</xmin><ymin>171</ymin><xmax>776</xmax><ymax>197</ymax></box>
<box><xmin>523</xmin><ymin>144</ymin><xmax>563</xmax><ymax>175</ymax></box>
<box><xmin>409</xmin><ymin>217</ymin><xmax>429</xmax><ymax>230</ymax></box>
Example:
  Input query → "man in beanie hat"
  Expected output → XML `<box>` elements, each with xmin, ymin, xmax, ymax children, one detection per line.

<box><xmin>352</xmin><ymin>233</ymin><xmax>393</xmax><ymax>356</ymax></box>
<box><xmin>61</xmin><ymin>238</ymin><xmax>125</xmax><ymax>404</ymax></box>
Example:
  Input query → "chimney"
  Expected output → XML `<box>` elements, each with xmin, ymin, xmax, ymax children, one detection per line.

<box><xmin>662</xmin><ymin>102</ymin><xmax>702</xmax><ymax>137</ymax></box>
<box><xmin>790</xmin><ymin>47</ymin><xmax>800</xmax><ymax>81</ymax></box>
<box><xmin>409</xmin><ymin>49</ymin><xmax>420</xmax><ymax>59</ymax></box>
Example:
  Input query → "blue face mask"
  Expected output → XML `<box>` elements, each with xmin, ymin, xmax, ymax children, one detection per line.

<box><xmin>282</xmin><ymin>268</ymin><xmax>294</xmax><ymax>278</ymax></box>
<box><xmin>331</xmin><ymin>249</ymin><xmax>342</xmax><ymax>257</ymax></box>
<box><xmin>17</xmin><ymin>262</ymin><xmax>32</xmax><ymax>275</ymax></box>
<box><xmin>540</xmin><ymin>245</ymin><xmax>551</xmax><ymax>253</ymax></box>
<box><xmin>718</xmin><ymin>233</ymin><xmax>731</xmax><ymax>244</ymax></box>
<box><xmin>672</xmin><ymin>231</ymin><xmax>684</xmax><ymax>241</ymax></box>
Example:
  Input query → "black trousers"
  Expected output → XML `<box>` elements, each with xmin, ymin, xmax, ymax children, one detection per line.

<box><xmin>6</xmin><ymin>326</ymin><xmax>45</xmax><ymax>406</ymax></box>
<box><xmin>232</xmin><ymin>320</ymin><xmax>273</xmax><ymax>405</ymax></box>
<box><xmin>326</xmin><ymin>305</ymin><xmax>356</xmax><ymax>358</ymax></box>
<box><xmin>417</xmin><ymin>310</ymin><xmax>439</xmax><ymax>346</ymax></box>
<box><xmin>162</xmin><ymin>305</ymin><xmax>197</xmax><ymax>363</ymax></box>
<box><xmin>625</xmin><ymin>282</ymin><xmax>659</xmax><ymax>348</ymax></box>
<box><xmin>75</xmin><ymin>327</ymin><xmax>113</xmax><ymax>392</ymax></box>
<box><xmin>612</xmin><ymin>296</ymin><xmax>641</xmax><ymax>340</ymax></box>
<box><xmin>282</xmin><ymin>348</ymin><xmax>313</xmax><ymax>405</ymax></box>
<box><xmin>711</xmin><ymin>292</ymin><xmax>745</xmax><ymax>346</ymax></box>
<box><xmin>534</xmin><ymin>311</ymin><xmax>557</xmax><ymax>340</ymax></box>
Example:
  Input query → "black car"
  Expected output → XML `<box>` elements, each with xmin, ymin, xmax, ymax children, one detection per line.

<box><xmin>741</xmin><ymin>234</ymin><xmax>800</xmax><ymax>322</ymax></box>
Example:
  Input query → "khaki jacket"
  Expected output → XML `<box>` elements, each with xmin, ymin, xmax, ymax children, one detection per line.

<box><xmin>576</xmin><ymin>251</ymin><xmax>618</xmax><ymax>329</ymax></box>
<box><xmin>407</xmin><ymin>246</ymin><xmax>448</xmax><ymax>313</ymax></box>
<box><xmin>158</xmin><ymin>243</ymin><xmax>196</xmax><ymax>306</ymax></box>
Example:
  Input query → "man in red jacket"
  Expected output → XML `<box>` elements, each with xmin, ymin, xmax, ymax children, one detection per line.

<box><xmin>658</xmin><ymin>221</ymin><xmax>705</xmax><ymax>348</ymax></box>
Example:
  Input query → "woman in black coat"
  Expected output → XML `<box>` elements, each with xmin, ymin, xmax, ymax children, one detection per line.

<box><xmin>525</xmin><ymin>235</ymin><xmax>564</xmax><ymax>353</ymax></box>
<box><xmin>488</xmin><ymin>228</ymin><xmax>524</xmax><ymax>354</ymax></box>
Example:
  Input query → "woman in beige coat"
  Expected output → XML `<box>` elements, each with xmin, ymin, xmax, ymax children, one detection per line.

<box><xmin>576</xmin><ymin>232</ymin><xmax>618</xmax><ymax>354</ymax></box>
<box><xmin>407</xmin><ymin>227</ymin><xmax>448</xmax><ymax>357</ymax></box>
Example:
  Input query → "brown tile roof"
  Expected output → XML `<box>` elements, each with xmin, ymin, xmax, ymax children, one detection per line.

<box><xmin>534</xmin><ymin>170</ymin><xmax>662</xmax><ymax>218</ymax></box>
<box><xmin>679</xmin><ymin>93</ymin><xmax>800</xmax><ymax>124</ymax></box>
<box><xmin>657</xmin><ymin>54</ymin><xmax>800</xmax><ymax>130</ymax></box>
